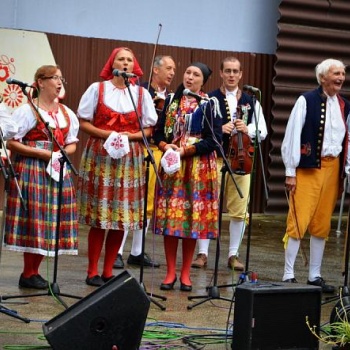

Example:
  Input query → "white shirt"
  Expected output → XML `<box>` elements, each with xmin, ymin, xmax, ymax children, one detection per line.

<box><xmin>11</xmin><ymin>103</ymin><xmax>79</xmax><ymax>145</ymax></box>
<box><xmin>156</xmin><ymin>88</ymin><xmax>166</xmax><ymax>100</ymax></box>
<box><xmin>246</xmin><ymin>100</ymin><xmax>268</xmax><ymax>140</ymax></box>
<box><xmin>225</xmin><ymin>88</ymin><xmax>238</xmax><ymax>121</ymax></box>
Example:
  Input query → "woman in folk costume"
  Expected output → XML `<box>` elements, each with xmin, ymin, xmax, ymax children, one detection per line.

<box><xmin>77</xmin><ymin>47</ymin><xmax>158</xmax><ymax>287</ymax></box>
<box><xmin>153</xmin><ymin>62</ymin><xmax>222</xmax><ymax>291</ymax></box>
<box><xmin>4</xmin><ymin>65</ymin><xmax>79</xmax><ymax>290</ymax></box>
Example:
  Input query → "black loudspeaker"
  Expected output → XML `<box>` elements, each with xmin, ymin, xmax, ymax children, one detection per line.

<box><xmin>232</xmin><ymin>282</ymin><xmax>322</xmax><ymax>350</ymax></box>
<box><xmin>43</xmin><ymin>271</ymin><xmax>150</xmax><ymax>350</ymax></box>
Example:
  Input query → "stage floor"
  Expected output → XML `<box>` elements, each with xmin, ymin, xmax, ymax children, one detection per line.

<box><xmin>0</xmin><ymin>213</ymin><xmax>347</xmax><ymax>349</ymax></box>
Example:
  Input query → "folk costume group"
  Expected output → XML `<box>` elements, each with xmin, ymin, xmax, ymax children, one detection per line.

<box><xmin>1</xmin><ymin>49</ymin><xmax>349</xmax><ymax>295</ymax></box>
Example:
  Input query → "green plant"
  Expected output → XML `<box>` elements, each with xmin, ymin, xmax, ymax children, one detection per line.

<box><xmin>307</xmin><ymin>290</ymin><xmax>350</xmax><ymax>347</ymax></box>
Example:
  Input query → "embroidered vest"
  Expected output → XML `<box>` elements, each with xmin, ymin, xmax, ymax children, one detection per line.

<box><xmin>93</xmin><ymin>82</ymin><xmax>143</xmax><ymax>133</ymax></box>
<box><xmin>26</xmin><ymin>103</ymin><xmax>70</xmax><ymax>152</ymax></box>
<box><xmin>299</xmin><ymin>87</ymin><xmax>349</xmax><ymax>173</ymax></box>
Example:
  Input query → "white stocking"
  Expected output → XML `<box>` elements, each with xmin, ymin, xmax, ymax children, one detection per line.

<box><xmin>282</xmin><ymin>237</ymin><xmax>300</xmax><ymax>280</ymax></box>
<box><xmin>309</xmin><ymin>236</ymin><xmax>325</xmax><ymax>281</ymax></box>
<box><xmin>197</xmin><ymin>239</ymin><xmax>210</xmax><ymax>256</ymax></box>
<box><xmin>130</xmin><ymin>219</ymin><xmax>150</xmax><ymax>256</ymax></box>
<box><xmin>118</xmin><ymin>230</ymin><xmax>128</xmax><ymax>256</ymax></box>
<box><xmin>228</xmin><ymin>219</ymin><xmax>246</xmax><ymax>258</ymax></box>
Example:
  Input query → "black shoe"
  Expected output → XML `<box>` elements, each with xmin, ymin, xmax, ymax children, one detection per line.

<box><xmin>180</xmin><ymin>279</ymin><xmax>192</xmax><ymax>292</ymax></box>
<box><xmin>19</xmin><ymin>274</ymin><xmax>48</xmax><ymax>289</ymax></box>
<box><xmin>101</xmin><ymin>275</ymin><xmax>115</xmax><ymax>283</ymax></box>
<box><xmin>307</xmin><ymin>277</ymin><xmax>335</xmax><ymax>294</ymax></box>
<box><xmin>160</xmin><ymin>276</ymin><xmax>177</xmax><ymax>291</ymax></box>
<box><xmin>36</xmin><ymin>274</ymin><xmax>49</xmax><ymax>285</ymax></box>
<box><xmin>85</xmin><ymin>275</ymin><xmax>104</xmax><ymax>287</ymax></box>
<box><xmin>113</xmin><ymin>254</ymin><xmax>124</xmax><ymax>269</ymax></box>
<box><xmin>282</xmin><ymin>278</ymin><xmax>298</xmax><ymax>283</ymax></box>
<box><xmin>127</xmin><ymin>253</ymin><xmax>160</xmax><ymax>268</ymax></box>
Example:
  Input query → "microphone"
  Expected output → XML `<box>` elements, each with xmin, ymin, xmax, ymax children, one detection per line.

<box><xmin>6</xmin><ymin>78</ymin><xmax>34</xmax><ymax>89</ymax></box>
<box><xmin>243</xmin><ymin>84</ymin><xmax>260</xmax><ymax>93</ymax></box>
<box><xmin>112</xmin><ymin>69</ymin><xmax>137</xmax><ymax>78</ymax></box>
<box><xmin>183</xmin><ymin>89</ymin><xmax>208</xmax><ymax>101</ymax></box>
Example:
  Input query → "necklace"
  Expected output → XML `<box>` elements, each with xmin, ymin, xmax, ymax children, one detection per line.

<box><xmin>37</xmin><ymin>102</ymin><xmax>58</xmax><ymax>114</ymax></box>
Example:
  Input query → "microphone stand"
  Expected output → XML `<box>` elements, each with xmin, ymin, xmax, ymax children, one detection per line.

<box><xmin>238</xmin><ymin>93</ymin><xmax>268</xmax><ymax>277</ymax></box>
<box><xmin>187</xmin><ymin>97</ymin><xmax>243</xmax><ymax>310</ymax></box>
<box><xmin>2</xmin><ymin>87</ymin><xmax>81</xmax><ymax>309</ymax></box>
<box><xmin>0</xmin><ymin>128</ymin><xmax>30</xmax><ymax>322</ymax></box>
<box><xmin>122</xmin><ymin>75</ymin><xmax>166</xmax><ymax>311</ymax></box>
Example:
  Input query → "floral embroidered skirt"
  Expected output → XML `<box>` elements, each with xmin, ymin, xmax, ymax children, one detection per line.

<box><xmin>154</xmin><ymin>152</ymin><xmax>219</xmax><ymax>239</ymax></box>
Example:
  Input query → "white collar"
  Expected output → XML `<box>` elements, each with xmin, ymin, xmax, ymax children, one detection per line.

<box><xmin>325</xmin><ymin>93</ymin><xmax>337</xmax><ymax>102</ymax></box>
<box><xmin>226</xmin><ymin>88</ymin><xmax>238</xmax><ymax>96</ymax></box>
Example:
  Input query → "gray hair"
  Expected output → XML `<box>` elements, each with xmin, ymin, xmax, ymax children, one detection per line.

<box><xmin>315</xmin><ymin>58</ymin><xmax>346</xmax><ymax>85</ymax></box>
<box><xmin>153</xmin><ymin>55</ymin><xmax>174</xmax><ymax>68</ymax></box>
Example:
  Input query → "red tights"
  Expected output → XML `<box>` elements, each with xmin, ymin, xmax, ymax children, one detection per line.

<box><xmin>22</xmin><ymin>252</ymin><xmax>44</xmax><ymax>278</ymax></box>
<box><xmin>87</xmin><ymin>227</ymin><xmax>124</xmax><ymax>279</ymax></box>
<box><xmin>163</xmin><ymin>236</ymin><xmax>196</xmax><ymax>286</ymax></box>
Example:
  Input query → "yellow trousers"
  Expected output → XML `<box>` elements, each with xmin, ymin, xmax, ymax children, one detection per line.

<box><xmin>217</xmin><ymin>158</ymin><xmax>250</xmax><ymax>221</ymax></box>
<box><xmin>146</xmin><ymin>144</ymin><xmax>162</xmax><ymax>218</ymax></box>
<box><xmin>285</xmin><ymin>157</ymin><xmax>339</xmax><ymax>240</ymax></box>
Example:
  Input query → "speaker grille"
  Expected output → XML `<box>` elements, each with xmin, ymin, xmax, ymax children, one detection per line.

<box><xmin>232</xmin><ymin>282</ymin><xmax>321</xmax><ymax>350</ymax></box>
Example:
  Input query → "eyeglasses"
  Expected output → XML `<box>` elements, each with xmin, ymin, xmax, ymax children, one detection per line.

<box><xmin>223</xmin><ymin>69</ymin><xmax>241</xmax><ymax>75</ymax></box>
<box><xmin>43</xmin><ymin>75</ymin><xmax>67</xmax><ymax>84</ymax></box>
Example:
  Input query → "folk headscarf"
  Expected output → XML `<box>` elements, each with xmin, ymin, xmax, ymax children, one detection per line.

<box><xmin>99</xmin><ymin>47</ymin><xmax>143</xmax><ymax>83</ymax></box>
<box><xmin>163</xmin><ymin>61</ymin><xmax>213</xmax><ymax>139</ymax></box>
<box><xmin>171</xmin><ymin>61</ymin><xmax>212</xmax><ymax>102</ymax></box>
<box><xmin>190</xmin><ymin>62</ymin><xmax>212</xmax><ymax>85</ymax></box>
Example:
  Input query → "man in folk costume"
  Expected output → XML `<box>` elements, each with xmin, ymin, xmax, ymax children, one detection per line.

<box><xmin>191</xmin><ymin>56</ymin><xmax>267</xmax><ymax>271</ymax></box>
<box><xmin>282</xmin><ymin>58</ymin><xmax>350</xmax><ymax>293</ymax></box>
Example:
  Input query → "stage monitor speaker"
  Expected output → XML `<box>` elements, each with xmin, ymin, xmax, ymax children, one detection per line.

<box><xmin>231</xmin><ymin>282</ymin><xmax>322</xmax><ymax>350</ymax></box>
<box><xmin>43</xmin><ymin>270</ymin><xmax>150</xmax><ymax>350</ymax></box>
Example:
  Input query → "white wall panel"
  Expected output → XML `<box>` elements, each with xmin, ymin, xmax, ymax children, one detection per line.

<box><xmin>0</xmin><ymin>0</ymin><xmax>282</xmax><ymax>54</ymax></box>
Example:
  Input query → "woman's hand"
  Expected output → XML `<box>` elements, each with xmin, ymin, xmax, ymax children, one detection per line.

<box><xmin>164</xmin><ymin>143</ymin><xmax>179</xmax><ymax>152</ymax></box>
<box><xmin>79</xmin><ymin>119</ymin><xmax>111</xmax><ymax>140</ymax></box>
<box><xmin>6</xmin><ymin>139</ymin><xmax>53</xmax><ymax>162</ymax></box>
<box><xmin>178</xmin><ymin>147</ymin><xmax>186</xmax><ymax>157</ymax></box>
<box><xmin>120</xmin><ymin>127</ymin><xmax>152</xmax><ymax>141</ymax></box>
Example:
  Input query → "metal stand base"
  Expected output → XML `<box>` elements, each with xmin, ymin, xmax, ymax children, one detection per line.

<box><xmin>0</xmin><ymin>299</ymin><xmax>30</xmax><ymax>323</ymax></box>
<box><xmin>2</xmin><ymin>282</ymin><xmax>81</xmax><ymax>309</ymax></box>
<box><xmin>187</xmin><ymin>286</ymin><xmax>233</xmax><ymax>310</ymax></box>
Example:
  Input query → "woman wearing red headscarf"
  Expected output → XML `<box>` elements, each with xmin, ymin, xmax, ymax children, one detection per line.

<box><xmin>77</xmin><ymin>47</ymin><xmax>158</xmax><ymax>286</ymax></box>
